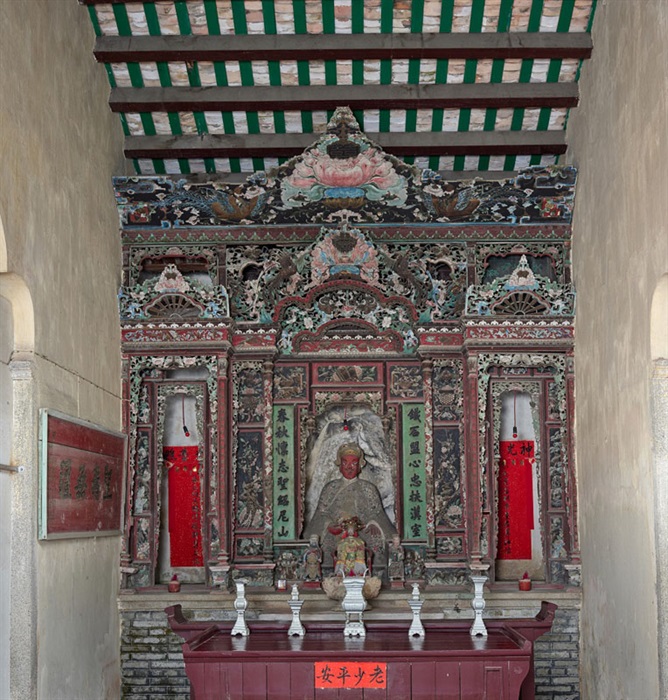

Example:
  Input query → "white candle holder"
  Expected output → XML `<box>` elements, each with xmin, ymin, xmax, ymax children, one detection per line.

<box><xmin>470</xmin><ymin>575</ymin><xmax>488</xmax><ymax>637</ymax></box>
<box><xmin>287</xmin><ymin>584</ymin><xmax>305</xmax><ymax>637</ymax></box>
<box><xmin>231</xmin><ymin>580</ymin><xmax>250</xmax><ymax>637</ymax></box>
<box><xmin>408</xmin><ymin>583</ymin><xmax>425</xmax><ymax>638</ymax></box>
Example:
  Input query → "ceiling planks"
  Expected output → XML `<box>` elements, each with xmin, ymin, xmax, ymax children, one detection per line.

<box><xmin>81</xmin><ymin>0</ymin><xmax>597</xmax><ymax>177</ymax></box>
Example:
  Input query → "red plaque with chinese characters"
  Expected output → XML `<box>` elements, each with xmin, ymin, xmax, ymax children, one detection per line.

<box><xmin>39</xmin><ymin>409</ymin><xmax>126</xmax><ymax>539</ymax></box>
<box><xmin>314</xmin><ymin>661</ymin><xmax>387</xmax><ymax>689</ymax></box>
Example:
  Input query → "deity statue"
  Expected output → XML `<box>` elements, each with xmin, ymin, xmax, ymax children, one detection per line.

<box><xmin>303</xmin><ymin>535</ymin><xmax>323</xmax><ymax>582</ymax></box>
<box><xmin>387</xmin><ymin>534</ymin><xmax>405</xmax><ymax>582</ymax></box>
<box><xmin>331</xmin><ymin>517</ymin><xmax>369</xmax><ymax>577</ymax></box>
<box><xmin>303</xmin><ymin>443</ymin><xmax>397</xmax><ymax>542</ymax></box>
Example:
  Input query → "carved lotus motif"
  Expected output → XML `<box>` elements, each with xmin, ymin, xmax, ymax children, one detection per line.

<box><xmin>282</xmin><ymin>147</ymin><xmax>407</xmax><ymax>208</ymax></box>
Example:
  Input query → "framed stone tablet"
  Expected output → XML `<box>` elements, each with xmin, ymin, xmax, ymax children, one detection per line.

<box><xmin>38</xmin><ymin>409</ymin><xmax>126</xmax><ymax>540</ymax></box>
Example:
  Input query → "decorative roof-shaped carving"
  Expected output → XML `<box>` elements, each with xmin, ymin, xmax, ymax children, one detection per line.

<box><xmin>506</xmin><ymin>255</ymin><xmax>537</xmax><ymax>289</ymax></box>
<box><xmin>465</xmin><ymin>255</ymin><xmax>574</xmax><ymax>318</ymax></box>
<box><xmin>119</xmin><ymin>264</ymin><xmax>230</xmax><ymax>322</ymax></box>
<box><xmin>113</xmin><ymin>108</ymin><xmax>576</xmax><ymax>229</ymax></box>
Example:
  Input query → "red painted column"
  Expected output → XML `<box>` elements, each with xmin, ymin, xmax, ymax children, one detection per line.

<box><xmin>565</xmin><ymin>355</ymin><xmax>579</xmax><ymax>561</ymax></box>
<box><xmin>262</xmin><ymin>357</ymin><xmax>275</xmax><ymax>561</ymax></box>
<box><xmin>422</xmin><ymin>358</ymin><xmax>436</xmax><ymax>559</ymax></box>
<box><xmin>216</xmin><ymin>355</ymin><xmax>230</xmax><ymax>569</ymax></box>
<box><xmin>465</xmin><ymin>353</ymin><xmax>483</xmax><ymax>564</ymax></box>
<box><xmin>119</xmin><ymin>356</ymin><xmax>133</xmax><ymax>586</ymax></box>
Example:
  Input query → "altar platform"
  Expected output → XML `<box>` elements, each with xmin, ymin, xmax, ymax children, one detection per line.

<box><xmin>165</xmin><ymin>599</ymin><xmax>558</xmax><ymax>700</ymax></box>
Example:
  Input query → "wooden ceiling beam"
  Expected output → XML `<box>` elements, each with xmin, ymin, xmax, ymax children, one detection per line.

<box><xmin>110</xmin><ymin>83</ymin><xmax>578</xmax><ymax>113</ymax></box>
<box><xmin>124</xmin><ymin>131</ymin><xmax>566</xmax><ymax>159</ymax></box>
<box><xmin>94</xmin><ymin>32</ymin><xmax>592</xmax><ymax>63</ymax></box>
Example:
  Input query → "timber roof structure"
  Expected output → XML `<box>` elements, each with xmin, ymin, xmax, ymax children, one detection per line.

<box><xmin>82</xmin><ymin>0</ymin><xmax>597</xmax><ymax>179</ymax></box>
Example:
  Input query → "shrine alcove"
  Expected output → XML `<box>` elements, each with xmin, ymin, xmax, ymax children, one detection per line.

<box><xmin>116</xmin><ymin>108</ymin><xmax>579</xmax><ymax>596</ymax></box>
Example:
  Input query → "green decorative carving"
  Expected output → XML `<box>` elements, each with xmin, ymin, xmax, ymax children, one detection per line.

<box><xmin>273</xmin><ymin>406</ymin><xmax>296</xmax><ymax>541</ymax></box>
<box><xmin>402</xmin><ymin>404</ymin><xmax>427</xmax><ymax>541</ymax></box>
<box><xmin>475</xmin><ymin>243</ymin><xmax>564</xmax><ymax>284</ymax></box>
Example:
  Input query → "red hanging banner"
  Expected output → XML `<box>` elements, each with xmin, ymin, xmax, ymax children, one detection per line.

<box><xmin>498</xmin><ymin>440</ymin><xmax>535</xmax><ymax>560</ymax></box>
<box><xmin>163</xmin><ymin>446</ymin><xmax>203</xmax><ymax>567</ymax></box>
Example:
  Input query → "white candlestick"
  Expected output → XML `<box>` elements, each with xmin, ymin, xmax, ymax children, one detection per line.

<box><xmin>287</xmin><ymin>584</ymin><xmax>305</xmax><ymax>637</ymax></box>
<box><xmin>408</xmin><ymin>583</ymin><xmax>425</xmax><ymax>638</ymax></box>
<box><xmin>470</xmin><ymin>575</ymin><xmax>488</xmax><ymax>637</ymax></box>
<box><xmin>231</xmin><ymin>580</ymin><xmax>250</xmax><ymax>636</ymax></box>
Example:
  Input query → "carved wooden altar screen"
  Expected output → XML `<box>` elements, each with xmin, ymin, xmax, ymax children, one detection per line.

<box><xmin>116</xmin><ymin>108</ymin><xmax>578</xmax><ymax>590</ymax></box>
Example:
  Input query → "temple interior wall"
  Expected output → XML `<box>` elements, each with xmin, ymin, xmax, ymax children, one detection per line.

<box><xmin>0</xmin><ymin>294</ymin><xmax>13</xmax><ymax>698</ymax></box>
<box><xmin>0</xmin><ymin>2</ymin><xmax>125</xmax><ymax>698</ymax></box>
<box><xmin>566</xmin><ymin>0</ymin><xmax>668</xmax><ymax>697</ymax></box>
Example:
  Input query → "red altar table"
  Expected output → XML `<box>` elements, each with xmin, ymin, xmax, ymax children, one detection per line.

<box><xmin>166</xmin><ymin>603</ymin><xmax>557</xmax><ymax>700</ymax></box>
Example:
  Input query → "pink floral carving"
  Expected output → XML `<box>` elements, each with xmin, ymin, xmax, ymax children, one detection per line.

<box><xmin>288</xmin><ymin>148</ymin><xmax>401</xmax><ymax>192</ymax></box>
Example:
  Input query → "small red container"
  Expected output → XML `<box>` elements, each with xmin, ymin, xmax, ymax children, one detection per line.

<box><xmin>518</xmin><ymin>579</ymin><xmax>532</xmax><ymax>591</ymax></box>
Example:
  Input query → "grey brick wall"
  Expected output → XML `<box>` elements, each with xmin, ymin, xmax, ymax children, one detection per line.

<box><xmin>534</xmin><ymin>607</ymin><xmax>581</xmax><ymax>700</ymax></box>
<box><xmin>121</xmin><ymin>611</ymin><xmax>190</xmax><ymax>700</ymax></box>
<box><xmin>120</xmin><ymin>607</ymin><xmax>580</xmax><ymax>699</ymax></box>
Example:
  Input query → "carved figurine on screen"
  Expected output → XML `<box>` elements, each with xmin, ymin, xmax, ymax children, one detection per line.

<box><xmin>303</xmin><ymin>443</ymin><xmax>396</xmax><ymax>543</ymax></box>
<box><xmin>276</xmin><ymin>551</ymin><xmax>300</xmax><ymax>582</ymax></box>
<box><xmin>387</xmin><ymin>534</ymin><xmax>405</xmax><ymax>586</ymax></box>
<box><xmin>303</xmin><ymin>534</ymin><xmax>323</xmax><ymax>583</ymax></box>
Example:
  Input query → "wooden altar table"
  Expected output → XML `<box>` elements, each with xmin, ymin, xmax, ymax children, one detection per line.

<box><xmin>167</xmin><ymin>603</ymin><xmax>557</xmax><ymax>700</ymax></box>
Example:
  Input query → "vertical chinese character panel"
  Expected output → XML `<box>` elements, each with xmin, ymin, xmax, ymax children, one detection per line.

<box><xmin>272</xmin><ymin>405</ymin><xmax>296</xmax><ymax>541</ymax></box>
<box><xmin>402</xmin><ymin>403</ymin><xmax>427</xmax><ymax>541</ymax></box>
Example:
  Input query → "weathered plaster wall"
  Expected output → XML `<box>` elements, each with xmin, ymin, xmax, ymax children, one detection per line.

<box><xmin>0</xmin><ymin>1</ymin><xmax>125</xmax><ymax>698</ymax></box>
<box><xmin>566</xmin><ymin>1</ymin><xmax>668</xmax><ymax>697</ymax></box>
<box><xmin>0</xmin><ymin>295</ymin><xmax>13</xmax><ymax>699</ymax></box>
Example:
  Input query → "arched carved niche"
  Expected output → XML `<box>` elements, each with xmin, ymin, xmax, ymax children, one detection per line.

<box><xmin>476</xmin><ymin>353</ymin><xmax>572</xmax><ymax>582</ymax></box>
<box><xmin>491</xmin><ymin>383</ymin><xmax>544</xmax><ymax>580</ymax></box>
<box><xmin>155</xmin><ymin>384</ymin><xmax>206</xmax><ymax>583</ymax></box>
<box><xmin>125</xmin><ymin>355</ymin><xmax>220</xmax><ymax>587</ymax></box>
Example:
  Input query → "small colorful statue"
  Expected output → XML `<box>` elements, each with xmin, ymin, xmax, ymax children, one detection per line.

<box><xmin>387</xmin><ymin>533</ymin><xmax>405</xmax><ymax>583</ymax></box>
<box><xmin>303</xmin><ymin>534</ymin><xmax>323</xmax><ymax>582</ymax></box>
<box><xmin>330</xmin><ymin>516</ymin><xmax>369</xmax><ymax>577</ymax></box>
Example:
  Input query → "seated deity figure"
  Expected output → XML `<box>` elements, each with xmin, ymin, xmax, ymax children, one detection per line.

<box><xmin>303</xmin><ymin>443</ymin><xmax>397</xmax><ymax>543</ymax></box>
<box><xmin>331</xmin><ymin>517</ymin><xmax>369</xmax><ymax>577</ymax></box>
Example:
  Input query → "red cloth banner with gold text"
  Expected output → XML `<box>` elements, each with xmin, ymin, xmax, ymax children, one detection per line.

<box><xmin>498</xmin><ymin>440</ymin><xmax>534</xmax><ymax>560</ymax></box>
<box><xmin>163</xmin><ymin>446</ymin><xmax>203</xmax><ymax>567</ymax></box>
